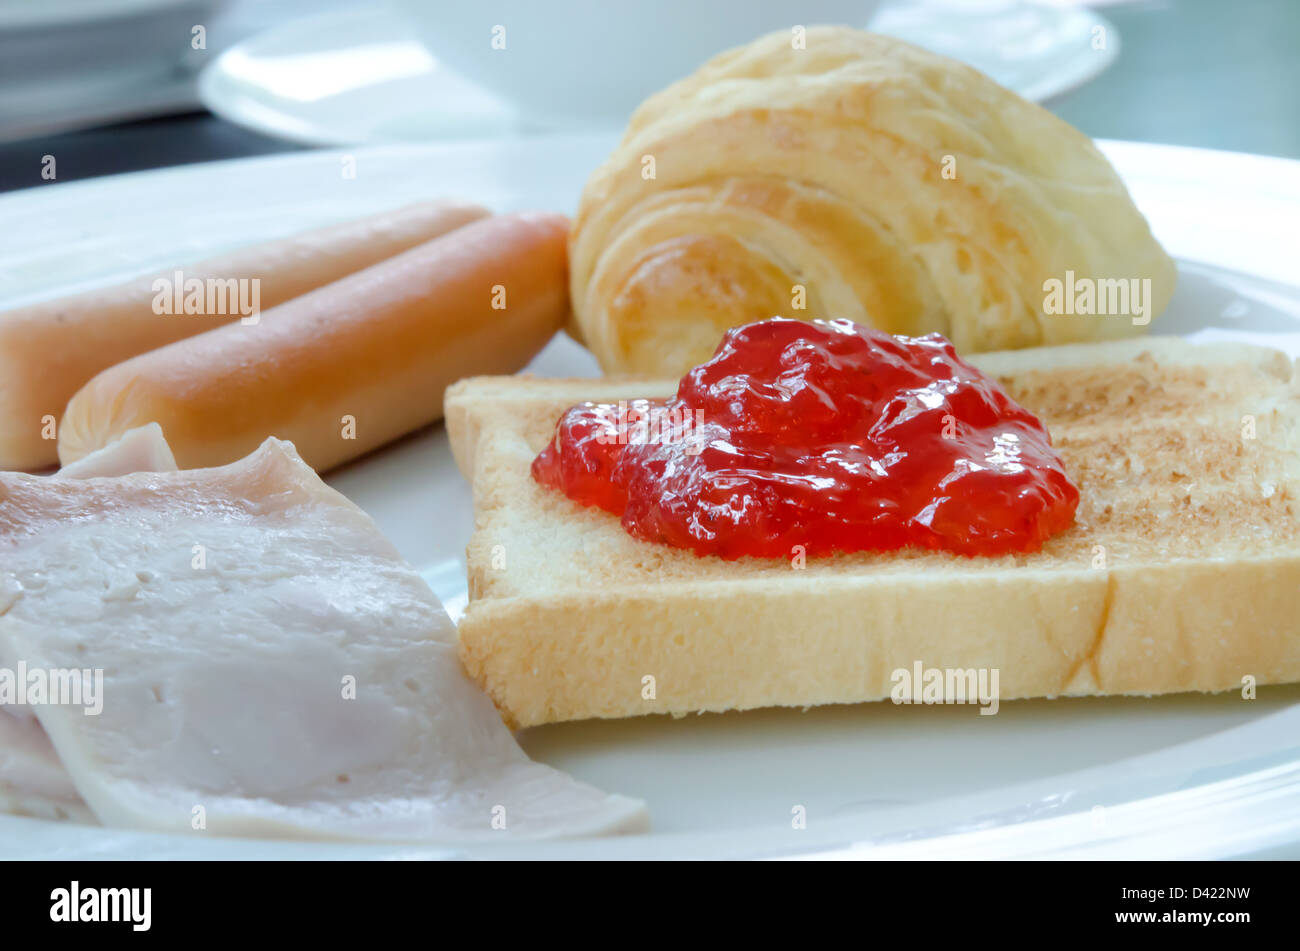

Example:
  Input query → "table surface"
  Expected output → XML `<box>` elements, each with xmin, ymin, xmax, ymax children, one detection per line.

<box><xmin>0</xmin><ymin>0</ymin><xmax>1296</xmax><ymax>194</ymax></box>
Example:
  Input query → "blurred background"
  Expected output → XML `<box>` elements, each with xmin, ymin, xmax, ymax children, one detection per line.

<box><xmin>0</xmin><ymin>0</ymin><xmax>1296</xmax><ymax>193</ymax></box>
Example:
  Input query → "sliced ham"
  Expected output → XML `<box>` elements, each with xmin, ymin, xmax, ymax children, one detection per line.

<box><xmin>0</xmin><ymin>434</ymin><xmax>645</xmax><ymax>840</ymax></box>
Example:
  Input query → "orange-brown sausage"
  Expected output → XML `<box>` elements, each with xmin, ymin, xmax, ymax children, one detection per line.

<box><xmin>0</xmin><ymin>200</ymin><xmax>488</xmax><ymax>470</ymax></box>
<box><xmin>58</xmin><ymin>213</ymin><xmax>571</xmax><ymax>472</ymax></box>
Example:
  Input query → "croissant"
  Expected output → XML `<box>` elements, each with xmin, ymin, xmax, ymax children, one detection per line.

<box><xmin>570</xmin><ymin>27</ymin><xmax>1176</xmax><ymax>375</ymax></box>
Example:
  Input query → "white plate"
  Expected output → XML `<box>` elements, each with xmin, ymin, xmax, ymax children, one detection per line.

<box><xmin>0</xmin><ymin>136</ymin><xmax>1298</xmax><ymax>859</ymax></box>
<box><xmin>197</xmin><ymin>0</ymin><xmax>1117</xmax><ymax>146</ymax></box>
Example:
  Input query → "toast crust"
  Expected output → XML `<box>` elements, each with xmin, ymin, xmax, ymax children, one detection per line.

<box><xmin>446</xmin><ymin>338</ymin><xmax>1300</xmax><ymax>727</ymax></box>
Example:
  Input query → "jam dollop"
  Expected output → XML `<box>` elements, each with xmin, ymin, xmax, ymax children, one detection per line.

<box><xmin>532</xmin><ymin>318</ymin><xmax>1078</xmax><ymax>559</ymax></box>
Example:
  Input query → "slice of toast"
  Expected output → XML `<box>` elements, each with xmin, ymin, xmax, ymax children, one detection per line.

<box><xmin>446</xmin><ymin>338</ymin><xmax>1300</xmax><ymax>727</ymax></box>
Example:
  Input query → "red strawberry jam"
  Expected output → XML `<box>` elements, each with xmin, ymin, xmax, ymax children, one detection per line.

<box><xmin>532</xmin><ymin>318</ymin><xmax>1079</xmax><ymax>559</ymax></box>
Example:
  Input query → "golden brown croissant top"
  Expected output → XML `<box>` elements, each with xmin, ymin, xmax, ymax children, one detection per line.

<box><xmin>570</xmin><ymin>27</ymin><xmax>1176</xmax><ymax>375</ymax></box>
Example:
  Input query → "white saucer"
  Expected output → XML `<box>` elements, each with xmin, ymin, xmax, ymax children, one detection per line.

<box><xmin>198</xmin><ymin>1</ymin><xmax>1118</xmax><ymax>146</ymax></box>
<box><xmin>873</xmin><ymin>0</ymin><xmax>1119</xmax><ymax>103</ymax></box>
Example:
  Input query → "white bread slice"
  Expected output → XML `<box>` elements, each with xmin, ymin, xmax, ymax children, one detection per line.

<box><xmin>445</xmin><ymin>338</ymin><xmax>1300</xmax><ymax>728</ymax></box>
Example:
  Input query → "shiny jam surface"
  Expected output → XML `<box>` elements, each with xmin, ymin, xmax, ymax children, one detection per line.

<box><xmin>531</xmin><ymin>318</ymin><xmax>1079</xmax><ymax>559</ymax></box>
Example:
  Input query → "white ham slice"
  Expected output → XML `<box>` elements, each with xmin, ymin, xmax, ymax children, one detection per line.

<box><xmin>0</xmin><ymin>436</ymin><xmax>646</xmax><ymax>840</ymax></box>
<box><xmin>0</xmin><ymin>705</ymin><xmax>92</xmax><ymax>822</ymax></box>
<box><xmin>1</xmin><ymin>425</ymin><xmax>179</xmax><ymax>822</ymax></box>
<box><xmin>54</xmin><ymin>422</ymin><xmax>177</xmax><ymax>479</ymax></box>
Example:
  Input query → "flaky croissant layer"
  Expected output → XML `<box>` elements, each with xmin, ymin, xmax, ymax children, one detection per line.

<box><xmin>570</xmin><ymin>27</ymin><xmax>1176</xmax><ymax>376</ymax></box>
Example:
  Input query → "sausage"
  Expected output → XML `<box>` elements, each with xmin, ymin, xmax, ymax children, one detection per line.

<box><xmin>58</xmin><ymin>212</ymin><xmax>571</xmax><ymax>472</ymax></box>
<box><xmin>0</xmin><ymin>200</ymin><xmax>488</xmax><ymax>470</ymax></box>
